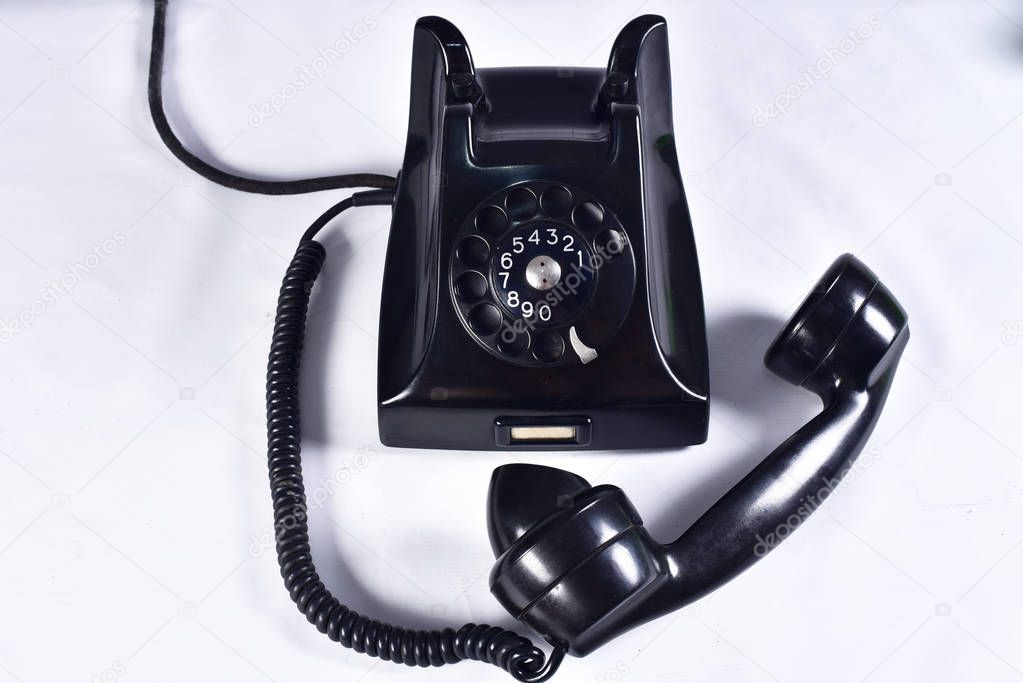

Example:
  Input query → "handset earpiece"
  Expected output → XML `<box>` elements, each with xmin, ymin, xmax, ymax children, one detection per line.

<box><xmin>487</xmin><ymin>254</ymin><xmax>909</xmax><ymax>656</ymax></box>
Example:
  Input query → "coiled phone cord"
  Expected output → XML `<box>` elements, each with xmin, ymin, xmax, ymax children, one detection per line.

<box><xmin>265</xmin><ymin>193</ymin><xmax>566</xmax><ymax>681</ymax></box>
<box><xmin>150</xmin><ymin>1</ymin><xmax>564</xmax><ymax>676</ymax></box>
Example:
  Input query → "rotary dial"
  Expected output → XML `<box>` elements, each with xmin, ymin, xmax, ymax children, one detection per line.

<box><xmin>449</xmin><ymin>182</ymin><xmax>636</xmax><ymax>367</ymax></box>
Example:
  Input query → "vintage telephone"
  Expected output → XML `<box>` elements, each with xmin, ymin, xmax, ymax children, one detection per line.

<box><xmin>150</xmin><ymin>2</ymin><xmax>909</xmax><ymax>680</ymax></box>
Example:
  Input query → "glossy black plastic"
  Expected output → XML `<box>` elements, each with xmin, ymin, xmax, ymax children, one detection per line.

<box><xmin>377</xmin><ymin>16</ymin><xmax>709</xmax><ymax>450</ymax></box>
<box><xmin>487</xmin><ymin>254</ymin><xmax>909</xmax><ymax>656</ymax></box>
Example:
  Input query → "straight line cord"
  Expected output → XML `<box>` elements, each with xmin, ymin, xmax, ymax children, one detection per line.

<box><xmin>148</xmin><ymin>0</ymin><xmax>396</xmax><ymax>194</ymax></box>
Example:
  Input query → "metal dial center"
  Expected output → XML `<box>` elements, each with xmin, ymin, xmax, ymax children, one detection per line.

<box><xmin>525</xmin><ymin>255</ymin><xmax>562</xmax><ymax>291</ymax></box>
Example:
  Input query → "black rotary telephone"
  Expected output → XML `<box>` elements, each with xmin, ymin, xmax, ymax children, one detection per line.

<box><xmin>150</xmin><ymin>3</ymin><xmax>909</xmax><ymax>680</ymax></box>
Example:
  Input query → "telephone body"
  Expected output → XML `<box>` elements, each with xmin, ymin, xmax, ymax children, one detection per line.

<box><xmin>378</xmin><ymin>16</ymin><xmax>709</xmax><ymax>451</ymax></box>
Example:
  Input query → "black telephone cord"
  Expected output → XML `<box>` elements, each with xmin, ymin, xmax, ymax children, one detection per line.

<box><xmin>264</xmin><ymin>192</ymin><xmax>566</xmax><ymax>681</ymax></box>
<box><xmin>149</xmin><ymin>0</ymin><xmax>395</xmax><ymax>194</ymax></box>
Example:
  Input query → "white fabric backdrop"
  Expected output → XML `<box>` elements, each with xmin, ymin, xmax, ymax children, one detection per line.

<box><xmin>0</xmin><ymin>1</ymin><xmax>1020</xmax><ymax>681</ymax></box>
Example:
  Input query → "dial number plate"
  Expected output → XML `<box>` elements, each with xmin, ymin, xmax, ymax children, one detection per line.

<box><xmin>449</xmin><ymin>182</ymin><xmax>636</xmax><ymax>367</ymax></box>
<box><xmin>491</xmin><ymin>223</ymin><xmax>596</xmax><ymax>327</ymax></box>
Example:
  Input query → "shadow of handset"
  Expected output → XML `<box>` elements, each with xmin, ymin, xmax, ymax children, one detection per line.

<box><xmin>642</xmin><ymin>311</ymin><xmax>812</xmax><ymax>542</ymax></box>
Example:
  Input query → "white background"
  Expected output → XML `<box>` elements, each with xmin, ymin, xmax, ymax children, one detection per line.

<box><xmin>0</xmin><ymin>1</ymin><xmax>1020</xmax><ymax>682</ymax></box>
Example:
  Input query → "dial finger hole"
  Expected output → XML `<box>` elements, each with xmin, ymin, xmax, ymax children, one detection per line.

<box><xmin>457</xmin><ymin>235</ymin><xmax>490</xmax><ymax>267</ymax></box>
<box><xmin>594</xmin><ymin>228</ymin><xmax>626</xmax><ymax>257</ymax></box>
<box><xmin>476</xmin><ymin>206</ymin><xmax>509</xmax><ymax>236</ymax></box>
<box><xmin>455</xmin><ymin>271</ymin><xmax>488</xmax><ymax>302</ymax></box>
<box><xmin>505</xmin><ymin>187</ymin><xmax>538</xmax><ymax>221</ymax></box>
<box><xmin>540</xmin><ymin>185</ymin><xmax>573</xmax><ymax>217</ymax></box>
<box><xmin>468</xmin><ymin>303</ymin><xmax>502</xmax><ymax>335</ymax></box>
<box><xmin>498</xmin><ymin>324</ymin><xmax>530</xmax><ymax>356</ymax></box>
<box><xmin>532</xmin><ymin>330</ymin><xmax>565</xmax><ymax>363</ymax></box>
<box><xmin>572</xmin><ymin>201</ymin><xmax>604</xmax><ymax>231</ymax></box>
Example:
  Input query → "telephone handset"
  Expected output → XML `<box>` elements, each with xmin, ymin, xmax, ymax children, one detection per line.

<box><xmin>149</xmin><ymin>3</ymin><xmax>908</xmax><ymax>680</ymax></box>
<box><xmin>487</xmin><ymin>253</ymin><xmax>909</xmax><ymax>655</ymax></box>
